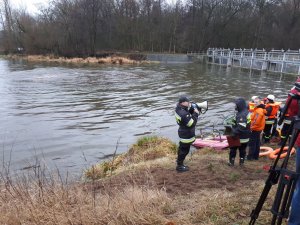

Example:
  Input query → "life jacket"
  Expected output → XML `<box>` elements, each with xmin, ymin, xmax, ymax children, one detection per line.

<box><xmin>250</xmin><ymin>105</ymin><xmax>266</xmax><ymax>131</ymax></box>
<box><xmin>249</xmin><ymin>101</ymin><xmax>265</xmax><ymax>113</ymax></box>
<box><xmin>265</xmin><ymin>102</ymin><xmax>281</xmax><ymax>119</ymax></box>
<box><xmin>248</xmin><ymin>102</ymin><xmax>255</xmax><ymax>113</ymax></box>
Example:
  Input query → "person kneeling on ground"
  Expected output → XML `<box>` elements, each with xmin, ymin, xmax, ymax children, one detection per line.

<box><xmin>228</xmin><ymin>98</ymin><xmax>251</xmax><ymax>166</ymax></box>
<box><xmin>175</xmin><ymin>96</ymin><xmax>199</xmax><ymax>172</ymax></box>
<box><xmin>247</xmin><ymin>97</ymin><xmax>266</xmax><ymax>160</ymax></box>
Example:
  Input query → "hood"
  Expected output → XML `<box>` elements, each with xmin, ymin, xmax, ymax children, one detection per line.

<box><xmin>235</xmin><ymin>98</ymin><xmax>247</xmax><ymax>112</ymax></box>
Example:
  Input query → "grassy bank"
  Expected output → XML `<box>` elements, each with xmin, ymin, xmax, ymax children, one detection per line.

<box><xmin>0</xmin><ymin>136</ymin><xmax>292</xmax><ymax>225</ymax></box>
<box><xmin>3</xmin><ymin>53</ymin><xmax>154</xmax><ymax>65</ymax></box>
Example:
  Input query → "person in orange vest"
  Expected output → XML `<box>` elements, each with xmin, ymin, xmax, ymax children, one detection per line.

<box><xmin>247</xmin><ymin>97</ymin><xmax>266</xmax><ymax>160</ymax></box>
<box><xmin>248</xmin><ymin>96</ymin><xmax>258</xmax><ymax>113</ymax></box>
<box><xmin>263</xmin><ymin>94</ymin><xmax>280</xmax><ymax>143</ymax></box>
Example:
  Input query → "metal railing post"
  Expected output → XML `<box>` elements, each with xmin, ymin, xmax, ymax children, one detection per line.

<box><xmin>250</xmin><ymin>49</ymin><xmax>254</xmax><ymax>69</ymax></box>
<box><xmin>281</xmin><ymin>51</ymin><xmax>286</xmax><ymax>73</ymax></box>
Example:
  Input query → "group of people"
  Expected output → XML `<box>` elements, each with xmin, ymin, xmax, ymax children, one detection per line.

<box><xmin>174</xmin><ymin>78</ymin><xmax>300</xmax><ymax>224</ymax></box>
<box><xmin>174</xmin><ymin>94</ymin><xmax>282</xmax><ymax>170</ymax></box>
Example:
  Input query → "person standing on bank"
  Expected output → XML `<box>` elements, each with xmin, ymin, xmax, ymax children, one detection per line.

<box><xmin>280</xmin><ymin>78</ymin><xmax>300</xmax><ymax>146</ymax></box>
<box><xmin>263</xmin><ymin>94</ymin><xmax>280</xmax><ymax>143</ymax></box>
<box><xmin>247</xmin><ymin>97</ymin><xmax>266</xmax><ymax>160</ymax></box>
<box><xmin>175</xmin><ymin>96</ymin><xmax>199</xmax><ymax>172</ymax></box>
<box><xmin>228</xmin><ymin>98</ymin><xmax>251</xmax><ymax>166</ymax></box>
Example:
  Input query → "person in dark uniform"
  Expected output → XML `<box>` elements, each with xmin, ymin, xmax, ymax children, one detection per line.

<box><xmin>228</xmin><ymin>98</ymin><xmax>251</xmax><ymax>166</ymax></box>
<box><xmin>175</xmin><ymin>96</ymin><xmax>199</xmax><ymax>172</ymax></box>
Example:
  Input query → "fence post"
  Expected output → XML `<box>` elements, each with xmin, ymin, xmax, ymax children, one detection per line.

<box><xmin>227</xmin><ymin>50</ymin><xmax>232</xmax><ymax>67</ymax></box>
<box><xmin>281</xmin><ymin>51</ymin><xmax>286</xmax><ymax>73</ymax></box>
<box><xmin>240</xmin><ymin>49</ymin><xmax>243</xmax><ymax>67</ymax></box>
<box><xmin>250</xmin><ymin>49</ymin><xmax>254</xmax><ymax>69</ymax></box>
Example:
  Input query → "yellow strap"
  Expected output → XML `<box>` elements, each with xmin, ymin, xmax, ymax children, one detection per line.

<box><xmin>265</xmin><ymin>120</ymin><xmax>275</xmax><ymax>124</ymax></box>
<box><xmin>240</xmin><ymin>138</ymin><xmax>249</xmax><ymax>143</ymax></box>
<box><xmin>175</xmin><ymin>112</ymin><xmax>181</xmax><ymax>123</ymax></box>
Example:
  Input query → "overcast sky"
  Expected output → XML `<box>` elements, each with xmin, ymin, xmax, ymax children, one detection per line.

<box><xmin>12</xmin><ymin>0</ymin><xmax>49</xmax><ymax>14</ymax></box>
<box><xmin>12</xmin><ymin>0</ymin><xmax>179</xmax><ymax>14</ymax></box>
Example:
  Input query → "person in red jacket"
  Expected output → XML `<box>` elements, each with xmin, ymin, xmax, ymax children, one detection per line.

<box><xmin>247</xmin><ymin>97</ymin><xmax>266</xmax><ymax>160</ymax></box>
<box><xmin>285</xmin><ymin>80</ymin><xmax>300</xmax><ymax>225</ymax></box>
<box><xmin>280</xmin><ymin>79</ymin><xmax>300</xmax><ymax>145</ymax></box>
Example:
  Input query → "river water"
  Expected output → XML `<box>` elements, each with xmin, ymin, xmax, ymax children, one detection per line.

<box><xmin>0</xmin><ymin>59</ymin><xmax>297</xmax><ymax>175</ymax></box>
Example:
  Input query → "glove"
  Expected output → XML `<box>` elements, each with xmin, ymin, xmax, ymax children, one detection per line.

<box><xmin>189</xmin><ymin>107</ymin><xmax>195</xmax><ymax>114</ymax></box>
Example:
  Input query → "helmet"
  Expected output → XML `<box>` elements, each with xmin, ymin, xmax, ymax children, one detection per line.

<box><xmin>178</xmin><ymin>96</ymin><xmax>190</xmax><ymax>103</ymax></box>
<box><xmin>251</xmin><ymin>96</ymin><xmax>258</xmax><ymax>101</ymax></box>
<box><xmin>267</xmin><ymin>94</ymin><xmax>275</xmax><ymax>101</ymax></box>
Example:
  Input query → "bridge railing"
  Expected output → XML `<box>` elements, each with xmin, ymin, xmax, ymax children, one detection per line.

<box><xmin>207</xmin><ymin>48</ymin><xmax>300</xmax><ymax>63</ymax></box>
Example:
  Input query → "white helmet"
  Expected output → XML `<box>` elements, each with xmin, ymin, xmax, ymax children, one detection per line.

<box><xmin>267</xmin><ymin>94</ymin><xmax>275</xmax><ymax>101</ymax></box>
<box><xmin>251</xmin><ymin>96</ymin><xmax>258</xmax><ymax>101</ymax></box>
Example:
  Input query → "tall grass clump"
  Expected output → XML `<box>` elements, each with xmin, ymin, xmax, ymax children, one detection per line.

<box><xmin>85</xmin><ymin>136</ymin><xmax>177</xmax><ymax>180</ymax></box>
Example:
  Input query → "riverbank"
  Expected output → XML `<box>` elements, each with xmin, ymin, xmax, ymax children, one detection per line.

<box><xmin>0</xmin><ymin>136</ymin><xmax>292</xmax><ymax>224</ymax></box>
<box><xmin>3</xmin><ymin>53</ymin><xmax>153</xmax><ymax>65</ymax></box>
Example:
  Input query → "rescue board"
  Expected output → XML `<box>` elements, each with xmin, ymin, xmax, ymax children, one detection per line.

<box><xmin>192</xmin><ymin>137</ymin><xmax>229</xmax><ymax>150</ymax></box>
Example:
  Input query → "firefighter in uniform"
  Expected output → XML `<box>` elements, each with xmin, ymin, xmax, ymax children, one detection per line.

<box><xmin>175</xmin><ymin>96</ymin><xmax>199</xmax><ymax>172</ymax></box>
<box><xmin>228</xmin><ymin>98</ymin><xmax>251</xmax><ymax>166</ymax></box>
<box><xmin>280</xmin><ymin>79</ymin><xmax>300</xmax><ymax>145</ymax></box>
<box><xmin>285</xmin><ymin>80</ymin><xmax>300</xmax><ymax>225</ymax></box>
<box><xmin>263</xmin><ymin>95</ymin><xmax>280</xmax><ymax>143</ymax></box>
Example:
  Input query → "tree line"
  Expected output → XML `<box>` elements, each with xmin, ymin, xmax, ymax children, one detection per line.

<box><xmin>0</xmin><ymin>0</ymin><xmax>300</xmax><ymax>57</ymax></box>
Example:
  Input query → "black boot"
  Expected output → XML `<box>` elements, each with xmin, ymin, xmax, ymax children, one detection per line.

<box><xmin>176</xmin><ymin>160</ymin><xmax>189</xmax><ymax>172</ymax></box>
<box><xmin>239</xmin><ymin>158</ymin><xmax>245</xmax><ymax>166</ymax></box>
<box><xmin>228</xmin><ymin>157</ymin><xmax>235</xmax><ymax>167</ymax></box>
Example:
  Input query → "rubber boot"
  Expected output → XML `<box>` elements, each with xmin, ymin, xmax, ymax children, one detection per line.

<box><xmin>228</xmin><ymin>157</ymin><xmax>235</xmax><ymax>167</ymax></box>
<box><xmin>240</xmin><ymin>158</ymin><xmax>245</xmax><ymax>166</ymax></box>
<box><xmin>176</xmin><ymin>161</ymin><xmax>189</xmax><ymax>172</ymax></box>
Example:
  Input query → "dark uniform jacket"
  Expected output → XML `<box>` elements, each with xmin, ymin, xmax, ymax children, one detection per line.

<box><xmin>175</xmin><ymin>103</ymin><xmax>199</xmax><ymax>143</ymax></box>
<box><xmin>232</xmin><ymin>98</ymin><xmax>251</xmax><ymax>143</ymax></box>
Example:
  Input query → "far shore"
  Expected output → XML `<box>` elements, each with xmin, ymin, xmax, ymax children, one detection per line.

<box><xmin>3</xmin><ymin>53</ymin><xmax>157</xmax><ymax>65</ymax></box>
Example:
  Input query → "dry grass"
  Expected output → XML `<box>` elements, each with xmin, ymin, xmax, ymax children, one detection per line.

<box><xmin>163</xmin><ymin>181</ymin><xmax>277</xmax><ymax>225</ymax></box>
<box><xmin>0</xmin><ymin>170</ymin><xmax>279</xmax><ymax>225</ymax></box>
<box><xmin>6</xmin><ymin>54</ymin><xmax>152</xmax><ymax>65</ymax></box>
<box><xmin>0</xmin><ymin>174</ymin><xmax>170</xmax><ymax>225</ymax></box>
<box><xmin>85</xmin><ymin>136</ymin><xmax>177</xmax><ymax>179</ymax></box>
<box><xmin>0</xmin><ymin>136</ymin><xmax>291</xmax><ymax>225</ymax></box>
